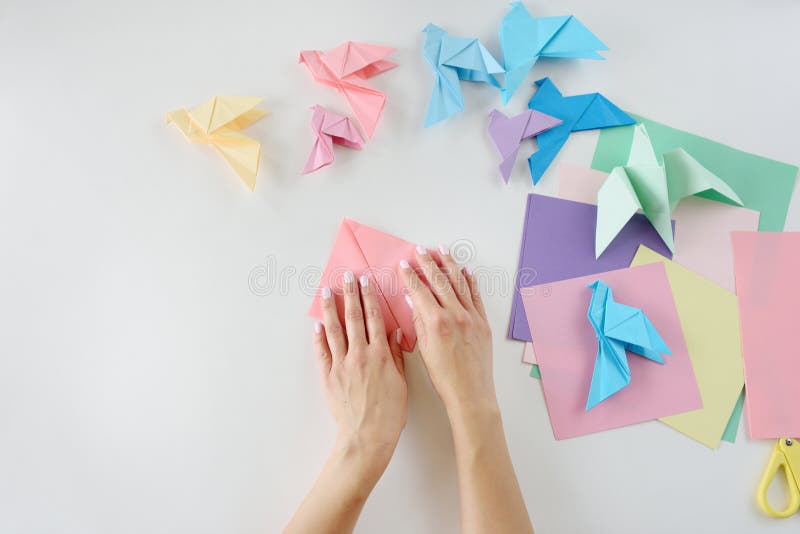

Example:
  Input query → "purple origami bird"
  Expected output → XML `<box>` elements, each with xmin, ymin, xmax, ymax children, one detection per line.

<box><xmin>302</xmin><ymin>105</ymin><xmax>365</xmax><ymax>174</ymax></box>
<box><xmin>487</xmin><ymin>109</ymin><xmax>562</xmax><ymax>183</ymax></box>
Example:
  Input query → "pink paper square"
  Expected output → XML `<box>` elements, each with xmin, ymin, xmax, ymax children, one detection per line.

<box><xmin>521</xmin><ymin>263</ymin><xmax>702</xmax><ymax>439</ymax></box>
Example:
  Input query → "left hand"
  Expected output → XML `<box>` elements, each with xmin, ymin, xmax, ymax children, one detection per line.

<box><xmin>314</xmin><ymin>271</ymin><xmax>407</xmax><ymax>470</ymax></box>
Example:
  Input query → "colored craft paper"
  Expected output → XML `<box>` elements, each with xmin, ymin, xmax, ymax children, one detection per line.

<box><xmin>309</xmin><ymin>219</ymin><xmax>439</xmax><ymax>352</ymax></box>
<box><xmin>522</xmin><ymin>342</ymin><xmax>536</xmax><ymax>364</ymax></box>
<box><xmin>487</xmin><ymin>109</ymin><xmax>562</xmax><ymax>183</ymax></box>
<box><xmin>585</xmin><ymin>279</ymin><xmax>671</xmax><ymax>410</ymax></box>
<box><xmin>721</xmin><ymin>392</ymin><xmax>745</xmax><ymax>443</ymax></box>
<box><xmin>299</xmin><ymin>42</ymin><xmax>396</xmax><ymax>139</ymax></box>
<box><xmin>632</xmin><ymin>246</ymin><xmax>745</xmax><ymax>449</ymax></box>
<box><xmin>592</xmin><ymin>115</ymin><xmax>798</xmax><ymax>231</ymax></box>
<box><xmin>508</xmin><ymin>194</ymin><xmax>673</xmax><ymax>342</ymax></box>
<box><xmin>302</xmin><ymin>105</ymin><xmax>364</xmax><ymax>174</ymax></box>
<box><xmin>731</xmin><ymin>232</ymin><xmax>800</xmax><ymax>439</ymax></box>
<box><xmin>526</xmin><ymin>77</ymin><xmax>634</xmax><ymax>185</ymax></box>
<box><xmin>596</xmin><ymin>125</ymin><xmax>743</xmax><ymax>256</ymax></box>
<box><xmin>558</xmin><ymin>162</ymin><xmax>759</xmax><ymax>292</ymax></box>
<box><xmin>521</xmin><ymin>263</ymin><xmax>701</xmax><ymax>439</ymax></box>
<box><xmin>498</xmin><ymin>2</ymin><xmax>606</xmax><ymax>103</ymax></box>
<box><xmin>166</xmin><ymin>96</ymin><xmax>267</xmax><ymax>190</ymax></box>
<box><xmin>422</xmin><ymin>24</ymin><xmax>504</xmax><ymax>127</ymax></box>
<box><xmin>530</xmin><ymin>364</ymin><xmax>541</xmax><ymax>379</ymax></box>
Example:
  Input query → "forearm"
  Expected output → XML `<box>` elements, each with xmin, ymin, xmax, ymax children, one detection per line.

<box><xmin>447</xmin><ymin>401</ymin><xmax>534</xmax><ymax>534</ymax></box>
<box><xmin>284</xmin><ymin>439</ymin><xmax>391</xmax><ymax>534</ymax></box>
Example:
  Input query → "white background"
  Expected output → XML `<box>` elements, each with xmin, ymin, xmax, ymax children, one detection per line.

<box><xmin>2</xmin><ymin>0</ymin><xmax>799</xmax><ymax>532</ymax></box>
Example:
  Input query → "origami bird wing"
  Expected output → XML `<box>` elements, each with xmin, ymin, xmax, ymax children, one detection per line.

<box><xmin>302</xmin><ymin>106</ymin><xmax>364</xmax><ymax>175</ymax></box>
<box><xmin>603</xmin><ymin>301</ymin><xmax>668</xmax><ymax>363</ymax></box>
<box><xmin>339</xmin><ymin>82</ymin><xmax>386</xmax><ymax>139</ymax></box>
<box><xmin>322</xmin><ymin>112</ymin><xmax>364</xmax><ymax>149</ymax></box>
<box><xmin>321</xmin><ymin>41</ymin><xmax>397</xmax><ymax>79</ymax></box>
<box><xmin>538</xmin><ymin>15</ymin><xmax>607</xmax><ymax>58</ymax></box>
<box><xmin>488</xmin><ymin>109</ymin><xmax>562</xmax><ymax>183</ymax></box>
<box><xmin>213</xmin><ymin>131</ymin><xmax>261</xmax><ymax>191</ymax></box>
<box><xmin>440</xmin><ymin>36</ymin><xmax>504</xmax><ymax>86</ymax></box>
<box><xmin>662</xmin><ymin>148</ymin><xmax>743</xmax><ymax>210</ymax></box>
<box><xmin>572</xmin><ymin>93</ymin><xmax>635</xmax><ymax>132</ymax></box>
<box><xmin>422</xmin><ymin>24</ymin><xmax>465</xmax><ymax>127</ymax></box>
<box><xmin>595</xmin><ymin>166</ymin><xmax>644</xmax><ymax>257</ymax></box>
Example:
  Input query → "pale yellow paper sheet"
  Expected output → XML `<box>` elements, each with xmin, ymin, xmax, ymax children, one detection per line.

<box><xmin>631</xmin><ymin>246</ymin><xmax>744</xmax><ymax>448</ymax></box>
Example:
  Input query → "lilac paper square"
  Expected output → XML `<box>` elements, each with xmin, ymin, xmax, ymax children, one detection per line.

<box><xmin>508</xmin><ymin>194</ymin><xmax>674</xmax><ymax>341</ymax></box>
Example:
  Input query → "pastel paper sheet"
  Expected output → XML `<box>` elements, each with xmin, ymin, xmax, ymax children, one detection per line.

<box><xmin>592</xmin><ymin>114</ymin><xmax>798</xmax><ymax>231</ymax></box>
<box><xmin>299</xmin><ymin>42</ymin><xmax>396</xmax><ymax>139</ymax></box>
<box><xmin>309</xmin><ymin>219</ymin><xmax>437</xmax><ymax>352</ymax></box>
<box><xmin>499</xmin><ymin>2</ymin><xmax>607</xmax><ymax>104</ymax></box>
<box><xmin>521</xmin><ymin>263</ymin><xmax>701</xmax><ymax>439</ymax></box>
<box><xmin>731</xmin><ymin>231</ymin><xmax>800</xmax><ymax>439</ymax></box>
<box><xmin>302</xmin><ymin>105</ymin><xmax>364</xmax><ymax>174</ymax></box>
<box><xmin>526</xmin><ymin>77</ymin><xmax>634</xmax><ymax>185</ymax></box>
<box><xmin>632</xmin><ymin>246</ymin><xmax>745</xmax><ymax>449</ymax></box>
<box><xmin>596</xmin><ymin>124</ymin><xmax>743</xmax><ymax>256</ymax></box>
<box><xmin>558</xmin><ymin>162</ymin><xmax>760</xmax><ymax>292</ymax></box>
<box><xmin>522</xmin><ymin>341</ymin><xmax>536</xmax><ymax>364</ymax></box>
<box><xmin>508</xmin><ymin>194</ymin><xmax>673</xmax><ymax>342</ymax></box>
<box><xmin>422</xmin><ymin>24</ymin><xmax>504</xmax><ymax>127</ymax></box>
<box><xmin>487</xmin><ymin>109</ymin><xmax>562</xmax><ymax>183</ymax></box>
<box><xmin>166</xmin><ymin>96</ymin><xmax>267</xmax><ymax>191</ymax></box>
<box><xmin>585</xmin><ymin>279</ymin><xmax>671</xmax><ymax>411</ymax></box>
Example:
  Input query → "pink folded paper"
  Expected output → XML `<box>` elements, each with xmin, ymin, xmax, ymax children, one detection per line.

<box><xmin>309</xmin><ymin>219</ymin><xmax>440</xmax><ymax>352</ymax></box>
<box><xmin>557</xmin><ymin>162</ymin><xmax>760</xmax><ymax>292</ymax></box>
<box><xmin>299</xmin><ymin>42</ymin><xmax>397</xmax><ymax>139</ymax></box>
<box><xmin>732</xmin><ymin>231</ymin><xmax>800</xmax><ymax>438</ymax></box>
<box><xmin>302</xmin><ymin>105</ymin><xmax>364</xmax><ymax>174</ymax></box>
<box><xmin>521</xmin><ymin>262</ymin><xmax>701</xmax><ymax>439</ymax></box>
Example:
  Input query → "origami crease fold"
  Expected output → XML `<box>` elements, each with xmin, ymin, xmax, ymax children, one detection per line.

<box><xmin>596</xmin><ymin>124</ymin><xmax>743</xmax><ymax>257</ymax></box>
<box><xmin>299</xmin><ymin>42</ymin><xmax>396</xmax><ymax>139</ymax></box>
<box><xmin>166</xmin><ymin>96</ymin><xmax>267</xmax><ymax>190</ymax></box>
<box><xmin>487</xmin><ymin>108</ymin><xmax>562</xmax><ymax>183</ymax></box>
<box><xmin>302</xmin><ymin>105</ymin><xmax>364</xmax><ymax>174</ymax></box>
<box><xmin>586</xmin><ymin>279</ymin><xmax>671</xmax><ymax>410</ymax></box>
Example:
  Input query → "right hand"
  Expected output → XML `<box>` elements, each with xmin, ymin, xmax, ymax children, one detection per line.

<box><xmin>399</xmin><ymin>244</ymin><xmax>496</xmax><ymax>415</ymax></box>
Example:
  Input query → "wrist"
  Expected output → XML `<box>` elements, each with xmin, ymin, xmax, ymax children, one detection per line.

<box><xmin>445</xmin><ymin>396</ymin><xmax>502</xmax><ymax>436</ymax></box>
<box><xmin>331</xmin><ymin>433</ymin><xmax>395</xmax><ymax>484</ymax></box>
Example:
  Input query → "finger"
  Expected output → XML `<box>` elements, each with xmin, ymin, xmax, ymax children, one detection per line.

<box><xmin>359</xmin><ymin>274</ymin><xmax>387</xmax><ymax>346</ymax></box>
<box><xmin>320</xmin><ymin>285</ymin><xmax>347</xmax><ymax>360</ymax></box>
<box><xmin>415</xmin><ymin>245</ymin><xmax>462</xmax><ymax>310</ymax></box>
<box><xmin>389</xmin><ymin>328</ymin><xmax>405</xmax><ymax>378</ymax></box>
<box><xmin>313</xmin><ymin>321</ymin><xmax>332</xmax><ymax>379</ymax></box>
<box><xmin>437</xmin><ymin>243</ymin><xmax>475</xmax><ymax>311</ymax></box>
<box><xmin>462</xmin><ymin>266</ymin><xmax>487</xmax><ymax>320</ymax></box>
<box><xmin>342</xmin><ymin>271</ymin><xmax>367</xmax><ymax>347</ymax></box>
<box><xmin>399</xmin><ymin>258</ymin><xmax>440</xmax><ymax>314</ymax></box>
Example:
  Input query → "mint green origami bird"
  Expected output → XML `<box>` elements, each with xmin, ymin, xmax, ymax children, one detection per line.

<box><xmin>595</xmin><ymin>124</ymin><xmax>743</xmax><ymax>258</ymax></box>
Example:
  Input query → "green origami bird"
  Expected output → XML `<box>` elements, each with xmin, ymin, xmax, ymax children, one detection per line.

<box><xmin>595</xmin><ymin>124</ymin><xmax>743</xmax><ymax>258</ymax></box>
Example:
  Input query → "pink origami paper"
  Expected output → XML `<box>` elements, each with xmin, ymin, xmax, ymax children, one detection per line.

<box><xmin>299</xmin><ymin>42</ymin><xmax>397</xmax><ymax>139</ymax></box>
<box><xmin>521</xmin><ymin>262</ymin><xmax>701</xmax><ymax>439</ymax></box>
<box><xmin>522</xmin><ymin>342</ymin><xmax>536</xmax><ymax>364</ymax></box>
<box><xmin>309</xmin><ymin>219</ymin><xmax>442</xmax><ymax>352</ymax></box>
<box><xmin>487</xmin><ymin>109</ymin><xmax>562</xmax><ymax>183</ymax></box>
<box><xmin>302</xmin><ymin>105</ymin><xmax>365</xmax><ymax>174</ymax></box>
<box><xmin>557</xmin><ymin>162</ymin><xmax>760</xmax><ymax>292</ymax></box>
<box><xmin>731</xmin><ymin>231</ymin><xmax>800</xmax><ymax>439</ymax></box>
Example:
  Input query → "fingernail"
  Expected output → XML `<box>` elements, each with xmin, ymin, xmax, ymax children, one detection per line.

<box><xmin>343</xmin><ymin>271</ymin><xmax>354</xmax><ymax>285</ymax></box>
<box><xmin>404</xmin><ymin>294</ymin><xmax>413</xmax><ymax>309</ymax></box>
<box><xmin>322</xmin><ymin>286</ymin><xmax>332</xmax><ymax>299</ymax></box>
<box><xmin>399</xmin><ymin>259</ymin><xmax>410</xmax><ymax>269</ymax></box>
<box><xmin>395</xmin><ymin>328</ymin><xmax>403</xmax><ymax>344</ymax></box>
<box><xmin>314</xmin><ymin>321</ymin><xmax>322</xmax><ymax>333</ymax></box>
<box><xmin>438</xmin><ymin>243</ymin><xmax>450</xmax><ymax>255</ymax></box>
<box><xmin>359</xmin><ymin>274</ymin><xmax>369</xmax><ymax>288</ymax></box>
<box><xmin>464</xmin><ymin>265</ymin><xmax>474</xmax><ymax>276</ymax></box>
<box><xmin>416</xmin><ymin>245</ymin><xmax>428</xmax><ymax>255</ymax></box>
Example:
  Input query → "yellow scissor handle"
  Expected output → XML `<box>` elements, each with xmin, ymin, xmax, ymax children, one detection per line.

<box><xmin>757</xmin><ymin>438</ymin><xmax>800</xmax><ymax>518</ymax></box>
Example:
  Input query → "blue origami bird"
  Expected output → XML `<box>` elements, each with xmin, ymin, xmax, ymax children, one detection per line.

<box><xmin>585</xmin><ymin>280</ymin><xmax>671</xmax><ymax>411</ymax></box>
<box><xmin>527</xmin><ymin>77</ymin><xmax>635</xmax><ymax>185</ymax></box>
<box><xmin>499</xmin><ymin>2</ymin><xmax>607</xmax><ymax>104</ymax></box>
<box><xmin>422</xmin><ymin>23</ymin><xmax>504</xmax><ymax>127</ymax></box>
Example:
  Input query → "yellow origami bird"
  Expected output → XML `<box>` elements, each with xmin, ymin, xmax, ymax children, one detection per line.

<box><xmin>166</xmin><ymin>96</ymin><xmax>268</xmax><ymax>191</ymax></box>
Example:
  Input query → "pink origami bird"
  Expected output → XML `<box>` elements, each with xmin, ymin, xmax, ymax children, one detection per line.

<box><xmin>302</xmin><ymin>105</ymin><xmax>365</xmax><ymax>174</ymax></box>
<box><xmin>487</xmin><ymin>109</ymin><xmax>563</xmax><ymax>183</ymax></box>
<box><xmin>299</xmin><ymin>42</ymin><xmax>397</xmax><ymax>139</ymax></box>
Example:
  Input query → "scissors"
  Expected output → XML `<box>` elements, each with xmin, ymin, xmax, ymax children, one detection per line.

<box><xmin>757</xmin><ymin>438</ymin><xmax>800</xmax><ymax>518</ymax></box>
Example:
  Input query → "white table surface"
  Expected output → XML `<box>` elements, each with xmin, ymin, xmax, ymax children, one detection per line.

<box><xmin>2</xmin><ymin>0</ymin><xmax>799</xmax><ymax>532</ymax></box>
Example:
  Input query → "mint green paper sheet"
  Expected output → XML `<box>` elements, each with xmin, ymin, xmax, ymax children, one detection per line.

<box><xmin>721</xmin><ymin>390</ymin><xmax>745</xmax><ymax>443</ymax></box>
<box><xmin>530</xmin><ymin>364</ymin><xmax>541</xmax><ymax>379</ymax></box>
<box><xmin>592</xmin><ymin>115</ymin><xmax>798</xmax><ymax>231</ymax></box>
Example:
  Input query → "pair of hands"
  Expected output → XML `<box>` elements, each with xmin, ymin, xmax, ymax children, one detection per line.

<box><xmin>313</xmin><ymin>244</ymin><xmax>493</xmax><ymax>474</ymax></box>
